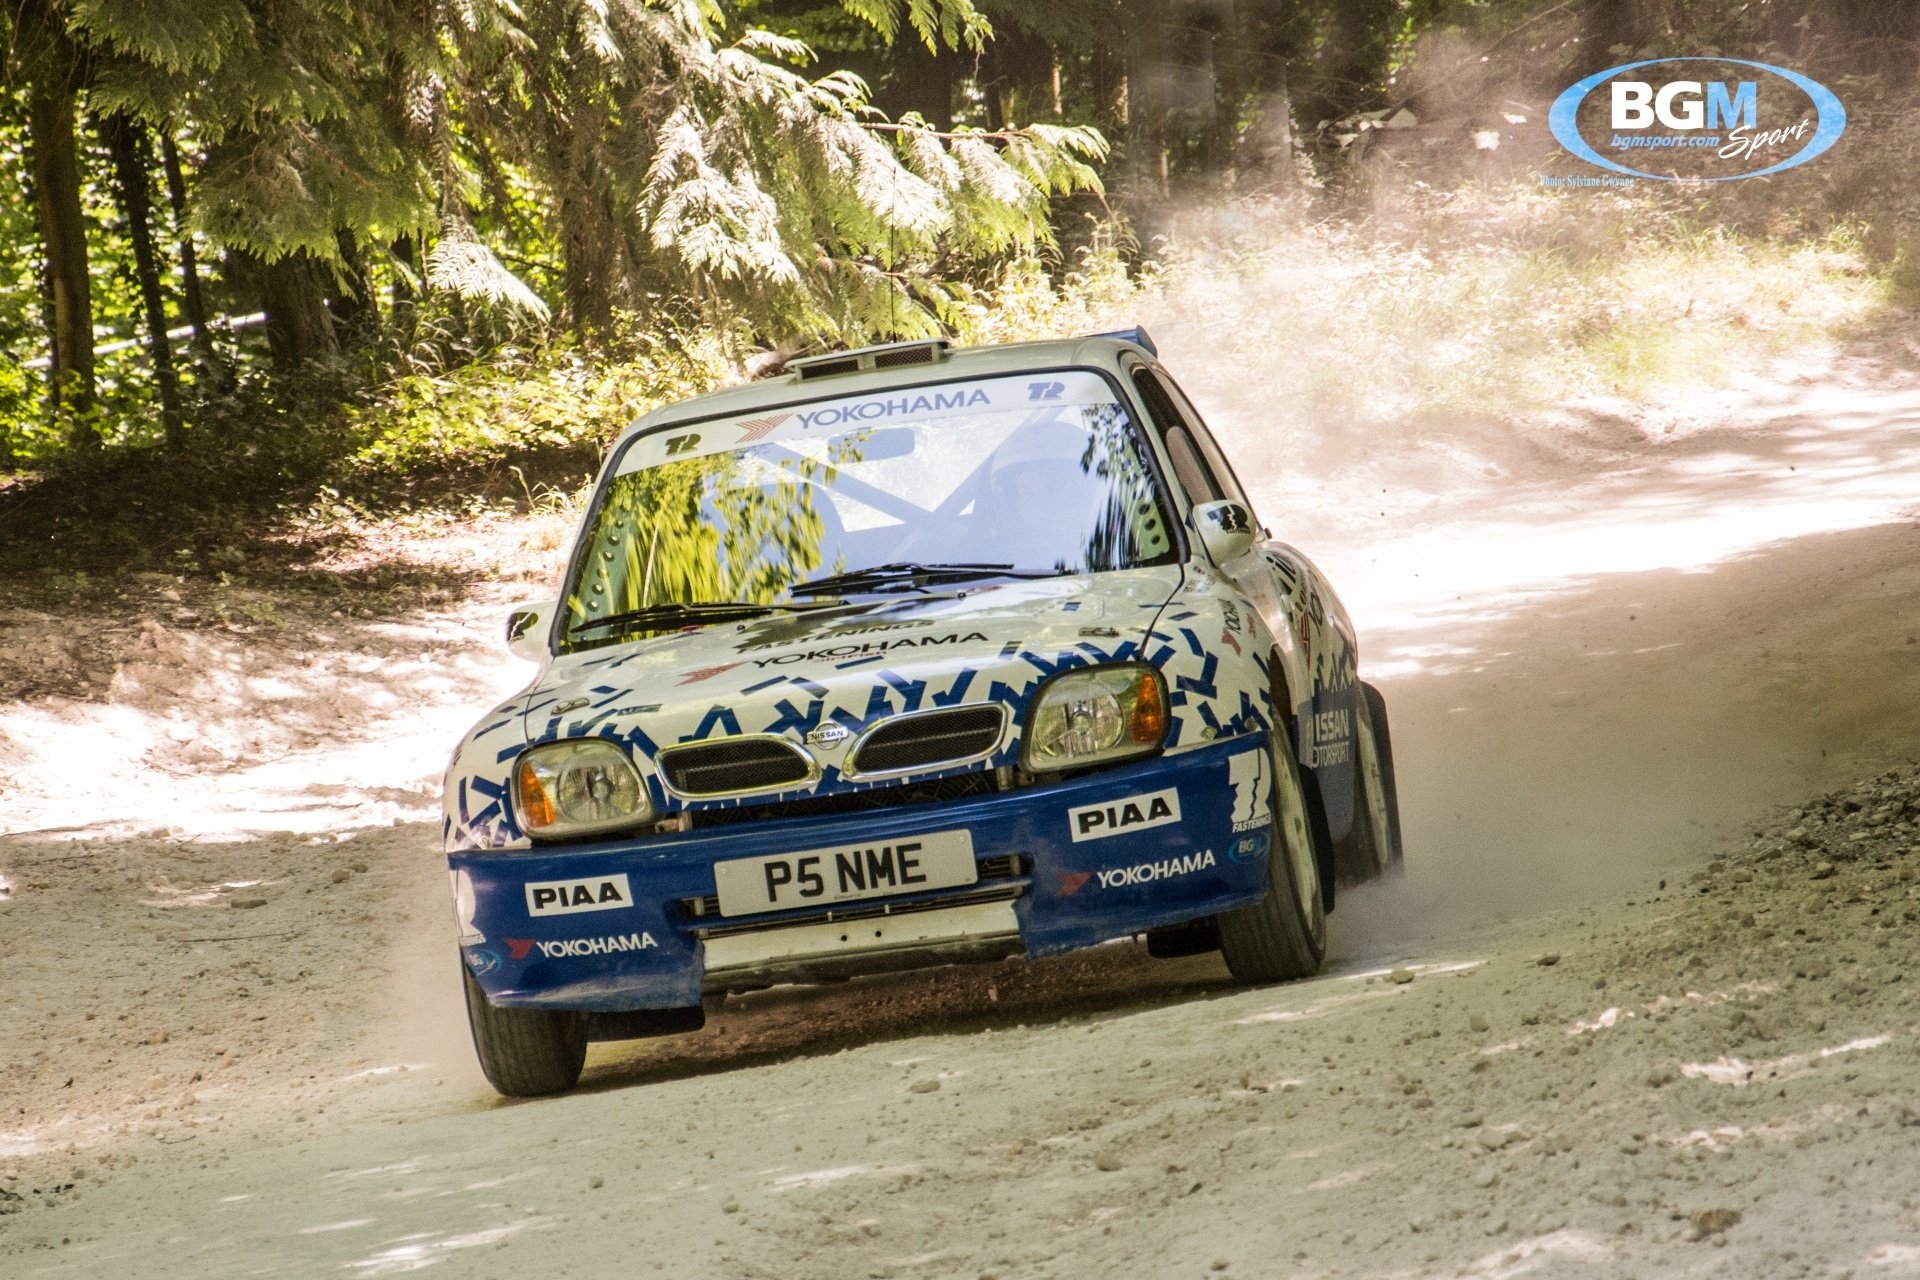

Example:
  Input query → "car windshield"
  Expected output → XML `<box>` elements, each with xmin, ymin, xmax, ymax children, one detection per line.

<box><xmin>562</xmin><ymin>369</ymin><xmax>1177</xmax><ymax>647</ymax></box>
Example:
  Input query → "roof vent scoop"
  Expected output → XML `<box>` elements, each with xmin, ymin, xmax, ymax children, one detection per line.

<box><xmin>789</xmin><ymin>339</ymin><xmax>953</xmax><ymax>380</ymax></box>
<box><xmin>1086</xmin><ymin>326</ymin><xmax>1158</xmax><ymax>356</ymax></box>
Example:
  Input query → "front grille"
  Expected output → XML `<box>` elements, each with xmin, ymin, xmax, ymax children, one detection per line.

<box><xmin>848</xmin><ymin>706</ymin><xmax>1006</xmax><ymax>776</ymax></box>
<box><xmin>685</xmin><ymin>770</ymin><xmax>995</xmax><ymax>830</ymax></box>
<box><xmin>659</xmin><ymin>737</ymin><xmax>812</xmax><ymax>796</ymax></box>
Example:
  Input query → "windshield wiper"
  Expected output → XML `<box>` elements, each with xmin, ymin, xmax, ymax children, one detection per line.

<box><xmin>569</xmin><ymin>599</ymin><xmax>842</xmax><ymax>635</ymax></box>
<box><xmin>790</xmin><ymin>562</ymin><xmax>1056</xmax><ymax>597</ymax></box>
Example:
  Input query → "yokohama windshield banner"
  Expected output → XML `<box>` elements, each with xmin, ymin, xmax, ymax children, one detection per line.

<box><xmin>616</xmin><ymin>370</ymin><xmax>1124</xmax><ymax>471</ymax></box>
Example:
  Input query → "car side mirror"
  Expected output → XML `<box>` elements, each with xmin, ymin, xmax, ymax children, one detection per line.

<box><xmin>1192</xmin><ymin>500</ymin><xmax>1256</xmax><ymax>565</ymax></box>
<box><xmin>505</xmin><ymin>601</ymin><xmax>557</xmax><ymax>663</ymax></box>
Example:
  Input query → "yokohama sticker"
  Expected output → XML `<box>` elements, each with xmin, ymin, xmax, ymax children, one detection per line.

<box><xmin>1068</xmin><ymin>788</ymin><xmax>1181</xmax><ymax>842</ymax></box>
<box><xmin>525</xmin><ymin>873</ymin><xmax>634</xmax><ymax>917</ymax></box>
<box><xmin>1094</xmin><ymin>849</ymin><xmax>1217</xmax><ymax>889</ymax></box>
<box><xmin>505</xmin><ymin>933</ymin><xmax>658</xmax><ymax>960</ymax></box>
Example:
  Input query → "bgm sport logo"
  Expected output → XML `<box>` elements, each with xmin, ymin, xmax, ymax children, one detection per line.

<box><xmin>1549</xmin><ymin>59</ymin><xmax>1845</xmax><ymax>182</ymax></box>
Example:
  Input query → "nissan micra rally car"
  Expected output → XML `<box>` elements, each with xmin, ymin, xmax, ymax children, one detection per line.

<box><xmin>444</xmin><ymin>328</ymin><xmax>1402</xmax><ymax>1095</ymax></box>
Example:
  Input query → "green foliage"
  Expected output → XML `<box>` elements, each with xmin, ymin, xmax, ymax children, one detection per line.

<box><xmin>423</xmin><ymin>231</ymin><xmax>551</xmax><ymax>322</ymax></box>
<box><xmin>834</xmin><ymin>0</ymin><xmax>991</xmax><ymax>50</ymax></box>
<box><xmin>0</xmin><ymin>91</ymin><xmax>46</xmax><ymax>354</ymax></box>
<box><xmin>637</xmin><ymin>36</ymin><xmax>1106</xmax><ymax>340</ymax></box>
<box><xmin>66</xmin><ymin>0</ymin><xmax>253</xmax><ymax>75</ymax></box>
<box><xmin>9</xmin><ymin>0</ymin><xmax>1920</xmax><ymax>496</ymax></box>
<box><xmin>344</xmin><ymin>330</ymin><xmax>730</xmax><ymax>478</ymax></box>
<box><xmin>1889</xmin><ymin>235</ymin><xmax>1920</xmax><ymax>311</ymax></box>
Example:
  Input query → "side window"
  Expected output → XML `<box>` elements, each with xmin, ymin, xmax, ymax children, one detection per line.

<box><xmin>1131</xmin><ymin>368</ymin><xmax>1221</xmax><ymax>504</ymax></box>
<box><xmin>1164</xmin><ymin>427</ymin><xmax>1221</xmax><ymax>504</ymax></box>
<box><xmin>1155</xmin><ymin>372</ymin><xmax>1254</xmax><ymax>513</ymax></box>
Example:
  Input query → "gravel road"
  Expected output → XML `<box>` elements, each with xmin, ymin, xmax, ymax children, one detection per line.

<box><xmin>3</xmin><ymin>327</ymin><xmax>1918</xmax><ymax>1278</ymax></box>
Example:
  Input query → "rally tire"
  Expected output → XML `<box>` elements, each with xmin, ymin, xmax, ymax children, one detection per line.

<box><xmin>1351</xmin><ymin>682</ymin><xmax>1405</xmax><ymax>878</ymax></box>
<box><xmin>1217</xmin><ymin>721</ymin><xmax>1327</xmax><ymax>984</ymax></box>
<box><xmin>463</xmin><ymin>963</ymin><xmax>589</xmax><ymax>1098</ymax></box>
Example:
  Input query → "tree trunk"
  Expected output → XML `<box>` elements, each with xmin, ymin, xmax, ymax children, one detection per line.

<box><xmin>1090</xmin><ymin>44</ymin><xmax>1128</xmax><ymax>143</ymax></box>
<box><xmin>104</xmin><ymin>113</ymin><xmax>184</xmax><ymax>449</ymax></box>
<box><xmin>159</xmin><ymin>133</ymin><xmax>220</xmax><ymax>371</ymax></box>
<box><xmin>1255</xmin><ymin>64</ymin><xmax>1297</xmax><ymax>190</ymax></box>
<box><xmin>1581</xmin><ymin>0</ymin><xmax>1641</xmax><ymax>73</ymax></box>
<box><xmin>1197</xmin><ymin>26</ymin><xmax>1226</xmax><ymax>181</ymax></box>
<box><xmin>391</xmin><ymin>233</ymin><xmax>420</xmax><ymax>346</ymax></box>
<box><xmin>27</xmin><ymin>81</ymin><xmax>95</xmax><ymax>439</ymax></box>
<box><xmin>1295</xmin><ymin>0</ymin><xmax>1396</xmax><ymax>135</ymax></box>
<box><xmin>327</xmin><ymin>229</ymin><xmax>378</xmax><ymax>347</ymax></box>
<box><xmin>977</xmin><ymin>28</ymin><xmax>1056</xmax><ymax>130</ymax></box>
<box><xmin>17</xmin><ymin>0</ymin><xmax>93</xmax><ymax>445</ymax></box>
<box><xmin>259</xmin><ymin>251</ymin><xmax>339</xmax><ymax>369</ymax></box>
<box><xmin>876</xmin><ymin>40</ymin><xmax>957</xmax><ymax>130</ymax></box>
<box><xmin>1124</xmin><ymin>3</ymin><xmax>1172</xmax><ymax>201</ymax></box>
<box><xmin>559</xmin><ymin>181</ymin><xmax>617</xmax><ymax>340</ymax></box>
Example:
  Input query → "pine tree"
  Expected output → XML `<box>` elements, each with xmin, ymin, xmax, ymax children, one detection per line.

<box><xmin>9</xmin><ymin>0</ymin><xmax>96</xmax><ymax>439</ymax></box>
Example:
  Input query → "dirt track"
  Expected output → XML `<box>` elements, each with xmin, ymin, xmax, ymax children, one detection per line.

<box><xmin>3</xmin><ymin>324</ymin><xmax>1920</xmax><ymax>1278</ymax></box>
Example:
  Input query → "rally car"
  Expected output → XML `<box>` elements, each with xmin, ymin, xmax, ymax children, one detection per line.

<box><xmin>443</xmin><ymin>328</ymin><xmax>1403</xmax><ymax>1096</ymax></box>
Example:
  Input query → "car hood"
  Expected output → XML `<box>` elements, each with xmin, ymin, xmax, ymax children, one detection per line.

<box><xmin>516</xmin><ymin>567</ymin><xmax>1184</xmax><ymax>780</ymax></box>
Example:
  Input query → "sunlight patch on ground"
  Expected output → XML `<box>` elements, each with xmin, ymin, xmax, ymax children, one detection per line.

<box><xmin>325</xmin><ymin>1160</ymin><xmax>428</xmax><ymax>1182</ymax></box>
<box><xmin>1866</xmin><ymin>1243</ymin><xmax>1920</xmax><ymax>1268</ymax></box>
<box><xmin>0</xmin><ymin>606</ymin><xmax>526</xmax><ymax>843</ymax></box>
<box><xmin>1737</xmin><ymin>1103</ymin><xmax>1862</xmax><ymax>1147</ymax></box>
<box><xmin>1460</xmin><ymin>1228</ymin><xmax>1617</xmax><ymax>1277</ymax></box>
<box><xmin>141</xmin><ymin>877</ymin><xmax>270</xmax><ymax>908</ymax></box>
<box><xmin>1663</xmin><ymin>1125</ymin><xmax>1747</xmax><ymax>1150</ymax></box>
<box><xmin>1681</xmin><ymin>1034</ymin><xmax>1891</xmax><ymax>1086</ymax></box>
<box><xmin>345</xmin><ymin>1217</ymin><xmax>549</xmax><ymax>1274</ymax></box>
<box><xmin>1305</xmin><ymin>1161</ymin><xmax>1394</xmax><ymax>1192</ymax></box>
<box><xmin>1338</xmin><ymin>959</ymin><xmax>1485</xmax><ymax>982</ymax></box>
<box><xmin>340</xmin><ymin>1064</ymin><xmax>432</xmax><ymax>1082</ymax></box>
<box><xmin>0</xmin><ymin>1113</ymin><xmax>109</xmax><ymax>1160</ymax></box>
<box><xmin>1566</xmin><ymin>1007</ymin><xmax>1626</xmax><ymax>1035</ymax></box>
<box><xmin>769</xmin><ymin>1164</ymin><xmax>881</xmax><ymax>1191</ymax></box>
<box><xmin>1236</xmin><ymin>960</ymin><xmax>1482</xmax><ymax>1025</ymax></box>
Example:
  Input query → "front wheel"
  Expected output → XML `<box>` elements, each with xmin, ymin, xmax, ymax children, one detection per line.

<box><xmin>1217</xmin><ymin>724</ymin><xmax>1327</xmax><ymax>984</ymax></box>
<box><xmin>462</xmin><ymin>963</ymin><xmax>588</xmax><ymax>1097</ymax></box>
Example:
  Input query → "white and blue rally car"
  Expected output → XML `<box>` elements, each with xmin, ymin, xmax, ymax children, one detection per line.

<box><xmin>443</xmin><ymin>329</ymin><xmax>1402</xmax><ymax>1095</ymax></box>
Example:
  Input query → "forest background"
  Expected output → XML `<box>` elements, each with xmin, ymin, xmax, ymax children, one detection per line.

<box><xmin>1</xmin><ymin>0</ymin><xmax>1917</xmax><ymax>589</ymax></box>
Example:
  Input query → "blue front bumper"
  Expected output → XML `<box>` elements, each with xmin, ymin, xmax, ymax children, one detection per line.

<box><xmin>451</xmin><ymin>734</ymin><xmax>1274</xmax><ymax>1010</ymax></box>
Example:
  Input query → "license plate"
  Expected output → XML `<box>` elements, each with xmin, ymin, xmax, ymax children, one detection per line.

<box><xmin>712</xmin><ymin>830</ymin><xmax>976</xmax><ymax>917</ymax></box>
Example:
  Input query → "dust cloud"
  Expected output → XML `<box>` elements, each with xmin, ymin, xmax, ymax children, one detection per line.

<box><xmin>1128</xmin><ymin>228</ymin><xmax>1920</xmax><ymax>948</ymax></box>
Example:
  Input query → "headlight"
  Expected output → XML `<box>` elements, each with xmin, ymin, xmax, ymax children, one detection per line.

<box><xmin>513</xmin><ymin>739</ymin><xmax>653</xmax><ymax>840</ymax></box>
<box><xmin>1022</xmin><ymin>664</ymin><xmax>1168</xmax><ymax>772</ymax></box>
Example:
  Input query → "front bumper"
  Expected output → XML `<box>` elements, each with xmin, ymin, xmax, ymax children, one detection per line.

<box><xmin>450</xmin><ymin>734</ymin><xmax>1275</xmax><ymax>1010</ymax></box>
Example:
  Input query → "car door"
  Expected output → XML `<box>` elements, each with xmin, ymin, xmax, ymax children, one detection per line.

<box><xmin>1124</xmin><ymin>360</ymin><xmax>1360</xmax><ymax>839</ymax></box>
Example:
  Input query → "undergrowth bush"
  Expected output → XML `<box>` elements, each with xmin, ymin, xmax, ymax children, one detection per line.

<box><xmin>342</xmin><ymin>325</ymin><xmax>729</xmax><ymax>480</ymax></box>
<box><xmin>0</xmin><ymin>165</ymin><xmax>1907</xmax><ymax>587</ymax></box>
